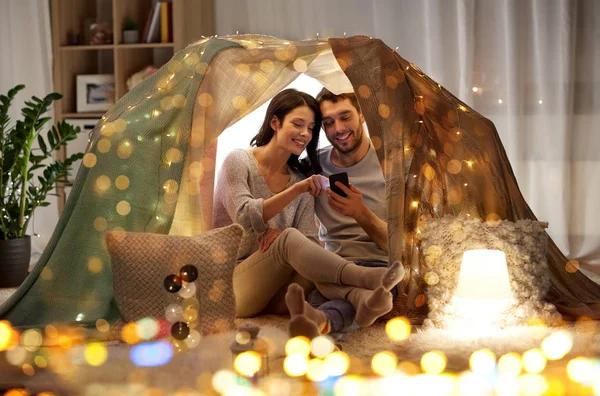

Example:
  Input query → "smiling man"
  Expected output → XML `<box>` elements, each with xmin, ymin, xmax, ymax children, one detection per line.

<box><xmin>284</xmin><ymin>88</ymin><xmax>399</xmax><ymax>339</ymax></box>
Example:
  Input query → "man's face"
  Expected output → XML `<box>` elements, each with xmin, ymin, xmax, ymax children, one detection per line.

<box><xmin>320</xmin><ymin>98</ymin><xmax>365</xmax><ymax>155</ymax></box>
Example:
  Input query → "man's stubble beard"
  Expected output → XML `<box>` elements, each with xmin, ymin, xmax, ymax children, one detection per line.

<box><xmin>330</xmin><ymin>124</ymin><xmax>364</xmax><ymax>155</ymax></box>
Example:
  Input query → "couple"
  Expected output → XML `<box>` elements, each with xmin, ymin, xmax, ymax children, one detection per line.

<box><xmin>213</xmin><ymin>88</ymin><xmax>402</xmax><ymax>339</ymax></box>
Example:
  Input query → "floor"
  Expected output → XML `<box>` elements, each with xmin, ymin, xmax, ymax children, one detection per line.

<box><xmin>2</xmin><ymin>269</ymin><xmax>600</xmax><ymax>394</ymax></box>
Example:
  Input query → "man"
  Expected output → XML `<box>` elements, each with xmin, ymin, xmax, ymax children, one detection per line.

<box><xmin>285</xmin><ymin>88</ymin><xmax>399</xmax><ymax>339</ymax></box>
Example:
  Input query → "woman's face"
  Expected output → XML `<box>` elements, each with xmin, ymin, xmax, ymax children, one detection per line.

<box><xmin>271</xmin><ymin>105</ymin><xmax>315</xmax><ymax>156</ymax></box>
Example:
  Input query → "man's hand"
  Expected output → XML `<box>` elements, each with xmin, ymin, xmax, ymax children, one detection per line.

<box><xmin>258</xmin><ymin>228</ymin><xmax>283</xmax><ymax>252</ymax></box>
<box><xmin>327</xmin><ymin>182</ymin><xmax>367</xmax><ymax>220</ymax></box>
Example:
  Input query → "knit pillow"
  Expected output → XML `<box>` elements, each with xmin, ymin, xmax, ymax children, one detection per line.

<box><xmin>105</xmin><ymin>224</ymin><xmax>243</xmax><ymax>334</ymax></box>
<box><xmin>419</xmin><ymin>216</ymin><xmax>560</xmax><ymax>329</ymax></box>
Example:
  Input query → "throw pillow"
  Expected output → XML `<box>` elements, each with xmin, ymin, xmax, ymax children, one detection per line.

<box><xmin>105</xmin><ymin>224</ymin><xmax>243</xmax><ymax>334</ymax></box>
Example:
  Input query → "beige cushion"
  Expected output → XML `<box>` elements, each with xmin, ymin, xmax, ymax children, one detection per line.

<box><xmin>105</xmin><ymin>224</ymin><xmax>243</xmax><ymax>334</ymax></box>
<box><xmin>419</xmin><ymin>216</ymin><xmax>560</xmax><ymax>328</ymax></box>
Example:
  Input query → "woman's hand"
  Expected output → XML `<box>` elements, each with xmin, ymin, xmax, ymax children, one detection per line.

<box><xmin>259</xmin><ymin>228</ymin><xmax>283</xmax><ymax>252</ymax></box>
<box><xmin>297</xmin><ymin>175</ymin><xmax>327</xmax><ymax>197</ymax></box>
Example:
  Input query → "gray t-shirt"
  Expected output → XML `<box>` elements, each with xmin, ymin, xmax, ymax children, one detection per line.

<box><xmin>315</xmin><ymin>144</ymin><xmax>388</xmax><ymax>262</ymax></box>
<box><xmin>213</xmin><ymin>149</ymin><xmax>318</xmax><ymax>260</ymax></box>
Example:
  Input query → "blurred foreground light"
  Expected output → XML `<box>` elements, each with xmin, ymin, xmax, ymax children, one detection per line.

<box><xmin>0</xmin><ymin>321</ymin><xmax>14</xmax><ymax>350</ymax></box>
<box><xmin>324</xmin><ymin>351</ymin><xmax>350</xmax><ymax>377</ymax></box>
<box><xmin>306</xmin><ymin>358</ymin><xmax>328</xmax><ymax>382</ymax></box>
<box><xmin>212</xmin><ymin>370</ymin><xmax>237</xmax><ymax>394</ymax></box>
<box><xmin>234</xmin><ymin>351</ymin><xmax>262</xmax><ymax>377</ymax></box>
<box><xmin>541</xmin><ymin>330</ymin><xmax>573</xmax><ymax>360</ymax></box>
<box><xmin>386</xmin><ymin>317</ymin><xmax>411</xmax><ymax>341</ymax></box>
<box><xmin>421</xmin><ymin>350</ymin><xmax>447</xmax><ymax>375</ymax></box>
<box><xmin>470</xmin><ymin>349</ymin><xmax>496</xmax><ymax>374</ymax></box>
<box><xmin>519</xmin><ymin>373</ymin><xmax>548</xmax><ymax>396</ymax></box>
<box><xmin>498</xmin><ymin>353</ymin><xmax>523</xmax><ymax>375</ymax></box>
<box><xmin>285</xmin><ymin>336</ymin><xmax>310</xmax><ymax>357</ymax></box>
<box><xmin>283</xmin><ymin>354</ymin><xmax>309</xmax><ymax>377</ymax></box>
<box><xmin>372</xmin><ymin>351</ymin><xmax>398</xmax><ymax>376</ymax></box>
<box><xmin>130</xmin><ymin>340</ymin><xmax>173</xmax><ymax>367</ymax></box>
<box><xmin>85</xmin><ymin>342</ymin><xmax>108</xmax><ymax>366</ymax></box>
<box><xmin>334</xmin><ymin>375</ymin><xmax>365</xmax><ymax>396</ymax></box>
<box><xmin>495</xmin><ymin>373</ymin><xmax>520</xmax><ymax>396</ymax></box>
<box><xmin>522</xmin><ymin>349</ymin><xmax>547</xmax><ymax>373</ymax></box>
<box><xmin>566</xmin><ymin>357</ymin><xmax>593</xmax><ymax>383</ymax></box>
<box><xmin>311</xmin><ymin>336</ymin><xmax>335</xmax><ymax>358</ymax></box>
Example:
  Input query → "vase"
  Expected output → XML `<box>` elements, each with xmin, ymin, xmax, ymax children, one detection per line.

<box><xmin>0</xmin><ymin>236</ymin><xmax>31</xmax><ymax>287</ymax></box>
<box><xmin>123</xmin><ymin>30</ymin><xmax>139</xmax><ymax>44</ymax></box>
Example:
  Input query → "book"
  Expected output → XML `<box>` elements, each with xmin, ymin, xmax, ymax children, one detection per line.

<box><xmin>160</xmin><ymin>1</ymin><xmax>169</xmax><ymax>43</ymax></box>
<box><xmin>146</xmin><ymin>2</ymin><xmax>162</xmax><ymax>43</ymax></box>
<box><xmin>141</xmin><ymin>7</ymin><xmax>154</xmax><ymax>43</ymax></box>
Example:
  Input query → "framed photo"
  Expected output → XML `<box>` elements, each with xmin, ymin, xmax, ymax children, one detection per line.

<box><xmin>64</xmin><ymin>118</ymin><xmax>100</xmax><ymax>182</ymax></box>
<box><xmin>76</xmin><ymin>74</ymin><xmax>115</xmax><ymax>112</ymax></box>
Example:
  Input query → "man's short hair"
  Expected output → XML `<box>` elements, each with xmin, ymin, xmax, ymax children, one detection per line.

<box><xmin>316</xmin><ymin>88</ymin><xmax>361</xmax><ymax>113</ymax></box>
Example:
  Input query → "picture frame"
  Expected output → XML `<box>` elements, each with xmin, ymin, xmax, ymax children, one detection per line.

<box><xmin>64</xmin><ymin>118</ymin><xmax>100</xmax><ymax>182</ymax></box>
<box><xmin>76</xmin><ymin>74</ymin><xmax>115</xmax><ymax>112</ymax></box>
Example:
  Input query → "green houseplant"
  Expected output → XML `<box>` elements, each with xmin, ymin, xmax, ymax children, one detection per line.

<box><xmin>0</xmin><ymin>85</ymin><xmax>83</xmax><ymax>287</ymax></box>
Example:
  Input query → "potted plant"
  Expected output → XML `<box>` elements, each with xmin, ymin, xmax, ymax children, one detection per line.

<box><xmin>0</xmin><ymin>85</ymin><xmax>83</xmax><ymax>287</ymax></box>
<box><xmin>122</xmin><ymin>17</ymin><xmax>139</xmax><ymax>44</ymax></box>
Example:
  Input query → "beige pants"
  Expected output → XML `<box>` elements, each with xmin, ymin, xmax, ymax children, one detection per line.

<box><xmin>234</xmin><ymin>228</ymin><xmax>354</xmax><ymax>317</ymax></box>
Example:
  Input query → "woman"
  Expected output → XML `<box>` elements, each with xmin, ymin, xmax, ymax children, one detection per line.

<box><xmin>213</xmin><ymin>89</ymin><xmax>401</xmax><ymax>335</ymax></box>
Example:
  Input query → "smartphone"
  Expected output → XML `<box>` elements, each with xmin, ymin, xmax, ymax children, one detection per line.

<box><xmin>329</xmin><ymin>172</ymin><xmax>349</xmax><ymax>197</ymax></box>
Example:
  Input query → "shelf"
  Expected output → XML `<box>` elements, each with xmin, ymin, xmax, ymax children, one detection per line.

<box><xmin>62</xmin><ymin>113</ymin><xmax>105</xmax><ymax>119</ymax></box>
<box><xmin>60</xmin><ymin>45</ymin><xmax>115</xmax><ymax>51</ymax></box>
<box><xmin>117</xmin><ymin>43</ymin><xmax>175</xmax><ymax>49</ymax></box>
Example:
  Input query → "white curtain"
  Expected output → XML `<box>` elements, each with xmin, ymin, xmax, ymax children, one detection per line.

<box><xmin>0</xmin><ymin>0</ymin><xmax>56</xmax><ymax>267</ymax></box>
<box><xmin>216</xmin><ymin>0</ymin><xmax>600</xmax><ymax>267</ymax></box>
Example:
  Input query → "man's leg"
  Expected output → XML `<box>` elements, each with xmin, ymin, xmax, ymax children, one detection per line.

<box><xmin>286</xmin><ymin>261</ymin><xmax>401</xmax><ymax>337</ymax></box>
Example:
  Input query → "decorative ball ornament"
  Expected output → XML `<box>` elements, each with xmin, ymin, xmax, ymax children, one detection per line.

<box><xmin>178</xmin><ymin>281</ymin><xmax>196</xmax><ymax>299</ymax></box>
<box><xmin>165</xmin><ymin>304</ymin><xmax>184</xmax><ymax>323</ymax></box>
<box><xmin>171</xmin><ymin>322</ymin><xmax>190</xmax><ymax>340</ymax></box>
<box><xmin>163</xmin><ymin>264</ymin><xmax>203</xmax><ymax>350</ymax></box>
<box><xmin>180</xmin><ymin>264</ymin><xmax>198</xmax><ymax>282</ymax></box>
<box><xmin>164</xmin><ymin>274</ymin><xmax>182</xmax><ymax>293</ymax></box>
<box><xmin>185</xmin><ymin>329</ymin><xmax>202</xmax><ymax>348</ymax></box>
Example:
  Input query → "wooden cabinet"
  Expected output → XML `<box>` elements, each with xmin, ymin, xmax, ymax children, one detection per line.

<box><xmin>50</xmin><ymin>0</ymin><xmax>215</xmax><ymax>212</ymax></box>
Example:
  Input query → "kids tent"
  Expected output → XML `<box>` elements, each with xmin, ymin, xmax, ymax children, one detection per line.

<box><xmin>2</xmin><ymin>35</ymin><xmax>600</xmax><ymax>327</ymax></box>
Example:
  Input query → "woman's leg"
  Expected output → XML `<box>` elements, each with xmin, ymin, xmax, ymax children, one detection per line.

<box><xmin>233</xmin><ymin>248</ymin><xmax>297</xmax><ymax>317</ymax></box>
<box><xmin>265</xmin><ymin>228</ymin><xmax>399</xmax><ymax>290</ymax></box>
<box><xmin>262</xmin><ymin>273</ymin><xmax>314</xmax><ymax>315</ymax></box>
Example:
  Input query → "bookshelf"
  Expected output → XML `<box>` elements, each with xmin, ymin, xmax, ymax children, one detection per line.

<box><xmin>50</xmin><ymin>0</ymin><xmax>215</xmax><ymax>213</ymax></box>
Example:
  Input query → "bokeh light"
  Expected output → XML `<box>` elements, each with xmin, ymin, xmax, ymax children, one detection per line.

<box><xmin>130</xmin><ymin>341</ymin><xmax>174</xmax><ymax>367</ymax></box>
<box><xmin>285</xmin><ymin>336</ymin><xmax>310</xmax><ymax>357</ymax></box>
<box><xmin>421</xmin><ymin>350</ymin><xmax>447</xmax><ymax>375</ymax></box>
<box><xmin>234</xmin><ymin>351</ymin><xmax>262</xmax><ymax>377</ymax></box>
<box><xmin>385</xmin><ymin>317</ymin><xmax>411</xmax><ymax>341</ymax></box>
<box><xmin>372</xmin><ymin>351</ymin><xmax>398</xmax><ymax>376</ymax></box>
<box><xmin>469</xmin><ymin>349</ymin><xmax>496</xmax><ymax>374</ymax></box>
<box><xmin>310</xmin><ymin>335</ymin><xmax>335</xmax><ymax>358</ymax></box>
<box><xmin>541</xmin><ymin>331</ymin><xmax>573</xmax><ymax>360</ymax></box>
<box><xmin>85</xmin><ymin>342</ymin><xmax>108</xmax><ymax>366</ymax></box>
<box><xmin>283</xmin><ymin>354</ymin><xmax>309</xmax><ymax>377</ymax></box>
<box><xmin>522</xmin><ymin>349</ymin><xmax>547</xmax><ymax>373</ymax></box>
<box><xmin>498</xmin><ymin>352</ymin><xmax>523</xmax><ymax>375</ymax></box>
<box><xmin>324</xmin><ymin>351</ymin><xmax>350</xmax><ymax>377</ymax></box>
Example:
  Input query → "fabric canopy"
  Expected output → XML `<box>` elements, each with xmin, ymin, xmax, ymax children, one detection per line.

<box><xmin>2</xmin><ymin>35</ymin><xmax>599</xmax><ymax>328</ymax></box>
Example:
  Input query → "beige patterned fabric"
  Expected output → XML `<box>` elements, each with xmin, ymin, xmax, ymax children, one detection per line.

<box><xmin>105</xmin><ymin>224</ymin><xmax>243</xmax><ymax>334</ymax></box>
<box><xmin>419</xmin><ymin>216</ymin><xmax>561</xmax><ymax>329</ymax></box>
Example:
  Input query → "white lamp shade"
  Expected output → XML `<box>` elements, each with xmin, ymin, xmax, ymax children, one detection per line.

<box><xmin>454</xmin><ymin>249</ymin><xmax>512</xmax><ymax>300</ymax></box>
